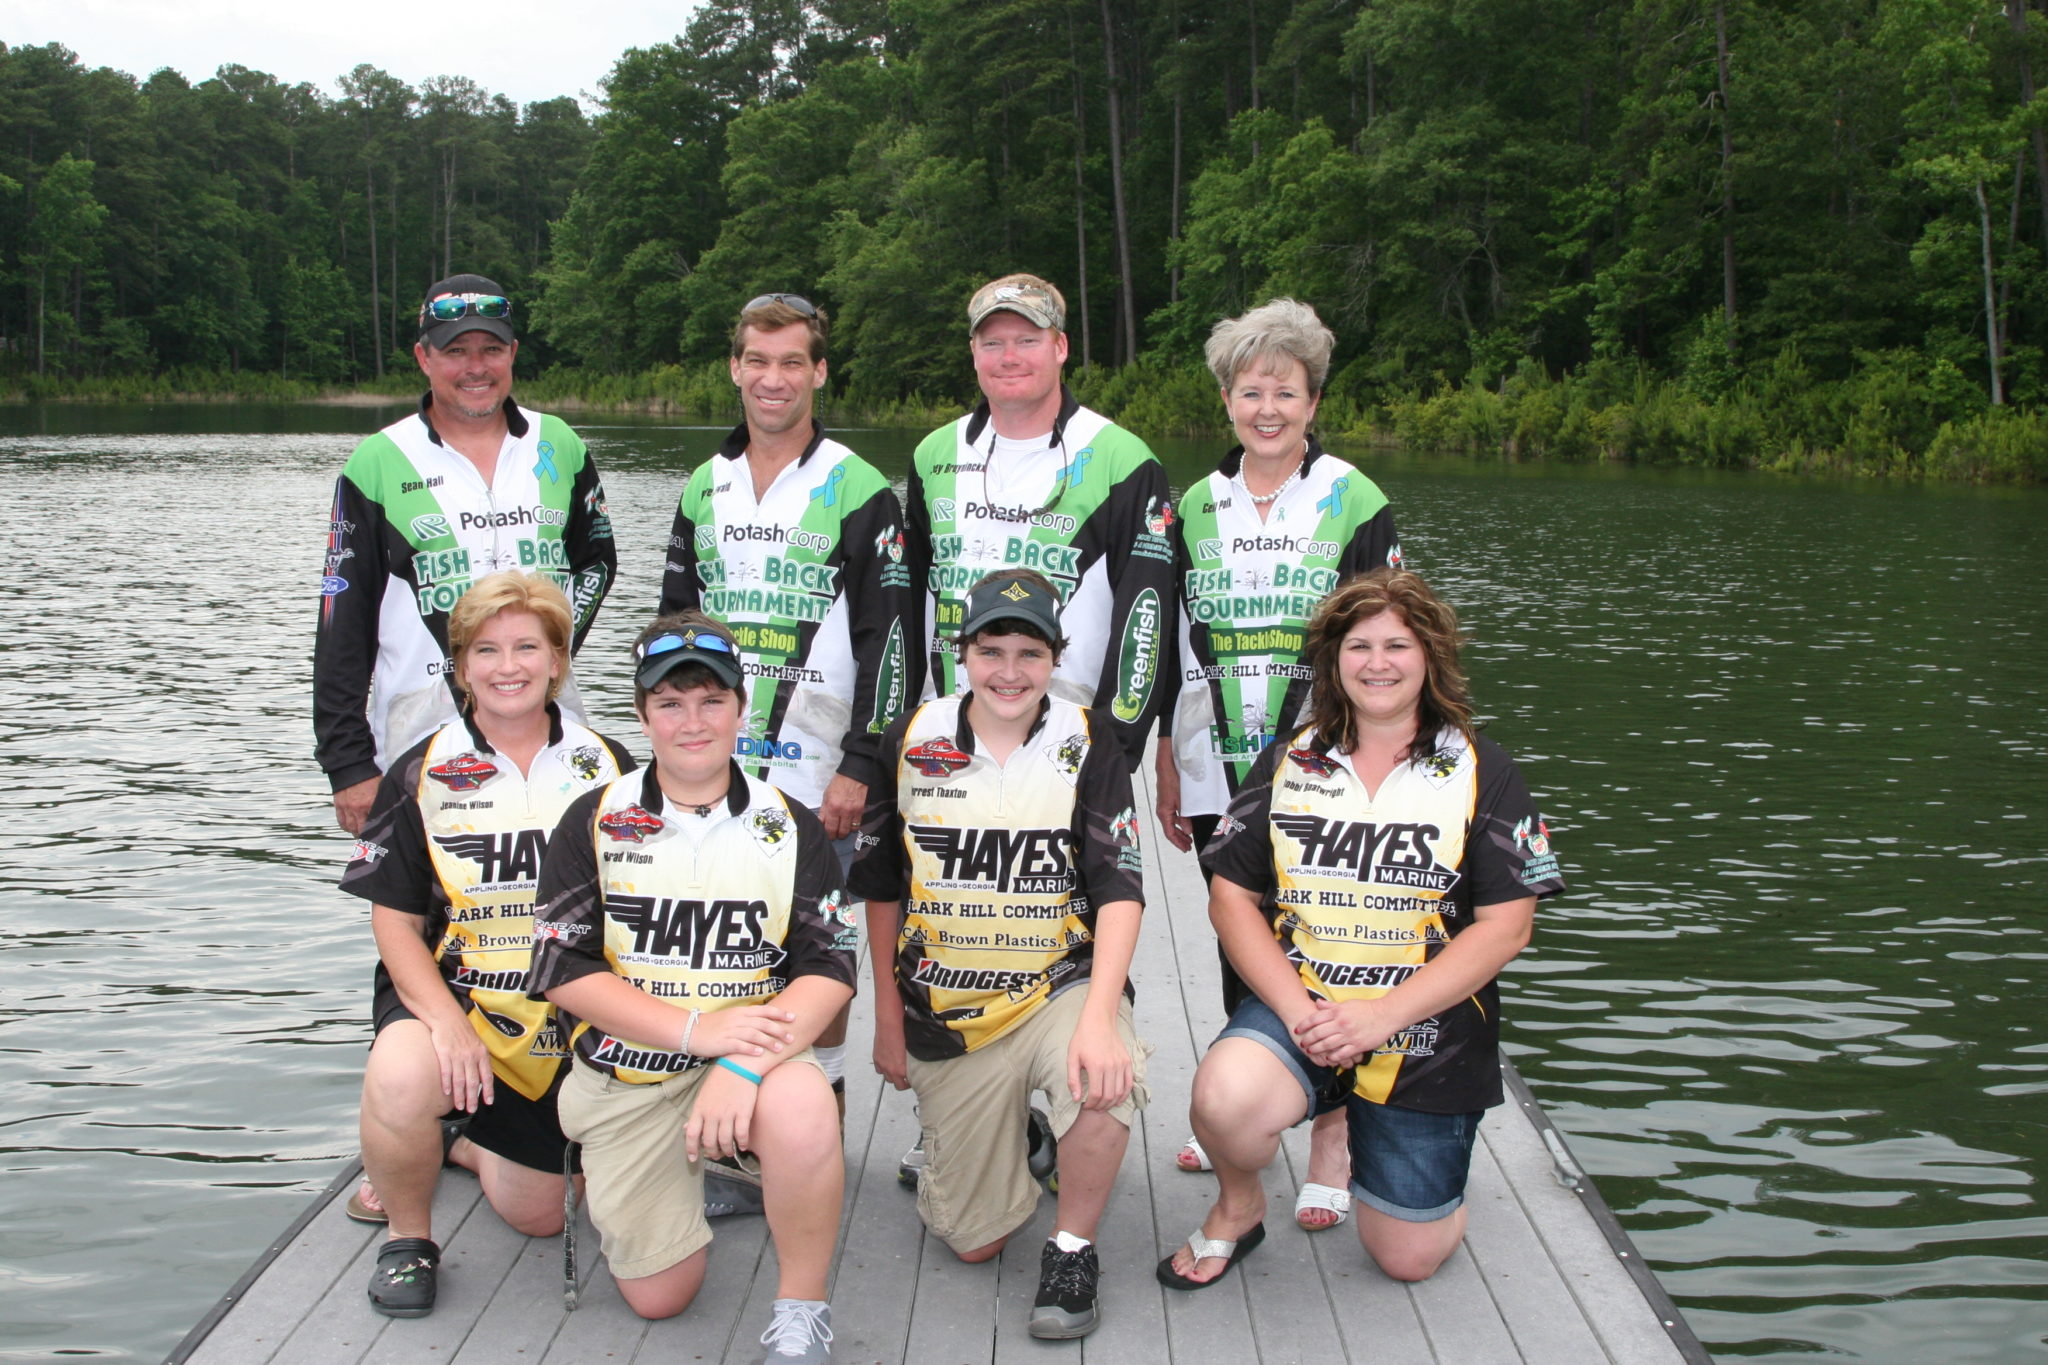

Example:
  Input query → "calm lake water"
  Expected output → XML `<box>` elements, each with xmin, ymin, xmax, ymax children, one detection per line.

<box><xmin>1</xmin><ymin>401</ymin><xmax>2043</xmax><ymax>1363</ymax></box>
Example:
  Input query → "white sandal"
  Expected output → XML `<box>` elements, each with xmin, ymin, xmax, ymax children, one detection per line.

<box><xmin>1155</xmin><ymin>1221</ymin><xmax>1267</xmax><ymax>1289</ymax></box>
<box><xmin>1294</xmin><ymin>1182</ymin><xmax>1351</xmax><ymax>1230</ymax></box>
<box><xmin>1174</xmin><ymin>1135</ymin><xmax>1212</xmax><ymax>1172</ymax></box>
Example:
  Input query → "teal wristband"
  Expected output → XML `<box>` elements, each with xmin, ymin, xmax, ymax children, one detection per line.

<box><xmin>716</xmin><ymin>1057</ymin><xmax>764</xmax><ymax>1085</ymax></box>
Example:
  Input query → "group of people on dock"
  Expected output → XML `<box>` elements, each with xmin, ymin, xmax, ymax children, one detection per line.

<box><xmin>313</xmin><ymin>270</ymin><xmax>1567</xmax><ymax>1364</ymax></box>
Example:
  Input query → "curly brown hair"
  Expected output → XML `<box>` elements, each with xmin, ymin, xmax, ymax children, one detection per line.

<box><xmin>1300</xmin><ymin>568</ymin><xmax>1473</xmax><ymax>762</ymax></box>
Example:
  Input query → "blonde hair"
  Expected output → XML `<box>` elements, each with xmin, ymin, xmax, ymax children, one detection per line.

<box><xmin>448</xmin><ymin>572</ymin><xmax>573</xmax><ymax>705</ymax></box>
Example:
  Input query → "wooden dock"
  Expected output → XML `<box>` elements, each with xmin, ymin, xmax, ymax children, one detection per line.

<box><xmin>169</xmin><ymin>781</ymin><xmax>1709</xmax><ymax>1365</ymax></box>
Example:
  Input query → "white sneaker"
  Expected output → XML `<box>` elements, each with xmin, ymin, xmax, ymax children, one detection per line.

<box><xmin>754</xmin><ymin>1298</ymin><xmax>832</xmax><ymax>1363</ymax></box>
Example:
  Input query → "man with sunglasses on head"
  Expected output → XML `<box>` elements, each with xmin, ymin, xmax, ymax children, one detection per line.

<box><xmin>659</xmin><ymin>295</ymin><xmax>918</xmax><ymax>1151</ymax></box>
<box><xmin>317</xmin><ymin>274</ymin><xmax>616</xmax><ymax>836</ymax></box>
<box><xmin>907</xmin><ymin>273</ymin><xmax>1173</xmax><ymax>773</ymax></box>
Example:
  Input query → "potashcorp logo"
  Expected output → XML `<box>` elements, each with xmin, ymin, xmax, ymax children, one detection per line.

<box><xmin>1197</xmin><ymin>537</ymin><xmax>1224</xmax><ymax>561</ymax></box>
<box><xmin>410</xmin><ymin>513</ymin><xmax>451</xmax><ymax>540</ymax></box>
<box><xmin>933</xmin><ymin>497</ymin><xmax>957</xmax><ymax>522</ymax></box>
<box><xmin>1110</xmin><ymin>588</ymin><xmax>1161</xmax><ymax>723</ymax></box>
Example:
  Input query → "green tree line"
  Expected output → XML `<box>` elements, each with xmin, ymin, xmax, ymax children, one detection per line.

<box><xmin>7</xmin><ymin>0</ymin><xmax>2048</xmax><ymax>480</ymax></box>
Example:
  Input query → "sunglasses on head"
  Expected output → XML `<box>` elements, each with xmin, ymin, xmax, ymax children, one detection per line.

<box><xmin>742</xmin><ymin>293</ymin><xmax>818</xmax><ymax>317</ymax></box>
<box><xmin>421</xmin><ymin>293</ymin><xmax>512</xmax><ymax>324</ymax></box>
<box><xmin>637</xmin><ymin>630</ymin><xmax>737</xmax><ymax>661</ymax></box>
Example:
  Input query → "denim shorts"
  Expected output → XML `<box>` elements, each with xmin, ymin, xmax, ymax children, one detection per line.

<box><xmin>1215</xmin><ymin>995</ymin><xmax>1481</xmax><ymax>1223</ymax></box>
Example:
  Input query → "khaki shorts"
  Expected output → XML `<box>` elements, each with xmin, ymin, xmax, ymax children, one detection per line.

<box><xmin>905</xmin><ymin>989</ymin><xmax>1150</xmax><ymax>1254</ymax></box>
<box><xmin>558</xmin><ymin>1049</ymin><xmax>820</xmax><ymax>1280</ymax></box>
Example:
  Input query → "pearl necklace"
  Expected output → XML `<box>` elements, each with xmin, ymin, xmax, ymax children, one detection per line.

<box><xmin>1240</xmin><ymin>439</ymin><xmax>1309</xmax><ymax>506</ymax></box>
<box><xmin>1248</xmin><ymin>467</ymin><xmax>1300</xmax><ymax>506</ymax></box>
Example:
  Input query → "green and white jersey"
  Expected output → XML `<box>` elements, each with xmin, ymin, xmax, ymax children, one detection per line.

<box><xmin>848</xmin><ymin>695</ymin><xmax>1146</xmax><ymax>1060</ymax></box>
<box><xmin>1168</xmin><ymin>442</ymin><xmax>1399</xmax><ymax>817</ymax></box>
<box><xmin>906</xmin><ymin>390</ymin><xmax>1173</xmax><ymax>767</ymax></box>
<box><xmin>315</xmin><ymin>396</ymin><xmax>615</xmax><ymax>792</ymax></box>
<box><xmin>659</xmin><ymin>422</ymin><xmax>918</xmax><ymax>806</ymax></box>
<box><xmin>527</xmin><ymin>764</ymin><xmax>860</xmax><ymax>1085</ymax></box>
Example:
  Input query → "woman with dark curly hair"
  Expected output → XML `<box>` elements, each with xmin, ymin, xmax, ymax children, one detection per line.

<box><xmin>1157</xmin><ymin>568</ymin><xmax>1566</xmax><ymax>1290</ymax></box>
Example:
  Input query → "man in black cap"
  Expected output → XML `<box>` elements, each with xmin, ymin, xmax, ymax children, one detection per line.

<box><xmin>316</xmin><ymin>274</ymin><xmax>617</xmax><ymax>835</ymax></box>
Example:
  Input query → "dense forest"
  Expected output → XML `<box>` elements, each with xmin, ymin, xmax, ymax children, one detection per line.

<box><xmin>5</xmin><ymin>0</ymin><xmax>2048</xmax><ymax>480</ymax></box>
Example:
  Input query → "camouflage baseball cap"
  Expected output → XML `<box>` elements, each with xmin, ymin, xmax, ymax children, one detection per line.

<box><xmin>968</xmin><ymin>273</ymin><xmax>1066</xmax><ymax>334</ymax></box>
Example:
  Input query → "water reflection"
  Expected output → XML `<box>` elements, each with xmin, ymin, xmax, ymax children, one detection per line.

<box><xmin>1</xmin><ymin>406</ymin><xmax>2043</xmax><ymax>1362</ymax></box>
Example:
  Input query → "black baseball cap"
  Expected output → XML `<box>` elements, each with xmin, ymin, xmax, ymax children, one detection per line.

<box><xmin>418</xmin><ymin>273</ymin><xmax>516</xmax><ymax>349</ymax></box>
<box><xmin>959</xmin><ymin>574</ymin><xmax>1063</xmax><ymax>642</ymax></box>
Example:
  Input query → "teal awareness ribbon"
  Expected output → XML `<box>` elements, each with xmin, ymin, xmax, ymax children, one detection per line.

<box><xmin>1057</xmin><ymin>447</ymin><xmax>1093</xmax><ymax>488</ymax></box>
<box><xmin>1317</xmin><ymin>475</ymin><xmax>1348</xmax><ymax>519</ymax></box>
<box><xmin>810</xmin><ymin>464</ymin><xmax>844</xmax><ymax>508</ymax></box>
<box><xmin>534</xmin><ymin>440</ymin><xmax>559</xmax><ymax>484</ymax></box>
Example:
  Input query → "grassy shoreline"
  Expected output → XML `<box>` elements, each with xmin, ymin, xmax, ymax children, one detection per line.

<box><xmin>7</xmin><ymin>362</ymin><xmax>2045</xmax><ymax>485</ymax></box>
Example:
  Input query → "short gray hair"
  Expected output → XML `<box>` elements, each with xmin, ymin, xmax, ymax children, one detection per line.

<box><xmin>1204</xmin><ymin>297</ymin><xmax>1335</xmax><ymax>392</ymax></box>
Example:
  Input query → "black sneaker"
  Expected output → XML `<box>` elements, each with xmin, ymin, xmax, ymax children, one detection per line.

<box><xmin>367</xmin><ymin>1236</ymin><xmax>439</xmax><ymax>1318</ymax></box>
<box><xmin>1026</xmin><ymin>1105</ymin><xmax>1059</xmax><ymax>1193</ymax></box>
<box><xmin>1028</xmin><ymin>1239</ymin><xmax>1099</xmax><ymax>1339</ymax></box>
<box><xmin>705</xmin><ymin>1160</ymin><xmax>765</xmax><ymax>1218</ymax></box>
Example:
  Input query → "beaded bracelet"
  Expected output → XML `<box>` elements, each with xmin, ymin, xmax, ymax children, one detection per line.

<box><xmin>716</xmin><ymin>1057</ymin><xmax>764</xmax><ymax>1085</ymax></box>
<box><xmin>678</xmin><ymin>1008</ymin><xmax>702</xmax><ymax>1057</ymax></box>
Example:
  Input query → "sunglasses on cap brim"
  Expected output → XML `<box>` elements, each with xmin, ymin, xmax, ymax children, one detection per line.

<box><xmin>637</xmin><ymin>631</ymin><xmax>738</xmax><ymax>661</ymax></box>
<box><xmin>421</xmin><ymin>293</ymin><xmax>512</xmax><ymax>324</ymax></box>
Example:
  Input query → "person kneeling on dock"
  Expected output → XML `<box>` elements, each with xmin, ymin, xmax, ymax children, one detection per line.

<box><xmin>1161</xmin><ymin>569</ymin><xmax>1565</xmax><ymax>1291</ymax></box>
<box><xmin>339</xmin><ymin>572</ymin><xmax>635</xmax><ymax>1319</ymax></box>
<box><xmin>527</xmin><ymin>613</ymin><xmax>856</xmax><ymax>1364</ymax></box>
<box><xmin>850</xmin><ymin>569</ymin><xmax>1150</xmax><ymax>1340</ymax></box>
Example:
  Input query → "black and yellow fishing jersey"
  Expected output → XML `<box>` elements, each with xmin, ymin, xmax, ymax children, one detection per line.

<box><xmin>526</xmin><ymin>764</ymin><xmax>860</xmax><ymax>1085</ymax></box>
<box><xmin>849</xmin><ymin>695</ymin><xmax>1146</xmax><ymax>1060</ymax></box>
<box><xmin>340</xmin><ymin>708</ymin><xmax>634</xmax><ymax>1101</ymax></box>
<box><xmin>1202</xmin><ymin>725</ymin><xmax>1565</xmax><ymax>1112</ymax></box>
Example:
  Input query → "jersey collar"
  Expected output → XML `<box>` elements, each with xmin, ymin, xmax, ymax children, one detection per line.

<box><xmin>716</xmin><ymin>418</ymin><xmax>827</xmax><ymax>467</ymax></box>
<box><xmin>1215</xmin><ymin>432</ymin><xmax>1327</xmax><ymax>482</ymax></box>
<box><xmin>638</xmin><ymin>759</ymin><xmax>750</xmax><ymax>818</ymax></box>
<box><xmin>954</xmin><ymin>693</ymin><xmax>1052</xmax><ymax>756</ymax></box>
<box><xmin>961</xmin><ymin>384</ymin><xmax>1081</xmax><ymax>450</ymax></box>
<box><xmin>418</xmin><ymin>391</ymin><xmax>529</xmax><ymax>446</ymax></box>
<box><xmin>458</xmin><ymin>701</ymin><xmax>565</xmax><ymax>755</ymax></box>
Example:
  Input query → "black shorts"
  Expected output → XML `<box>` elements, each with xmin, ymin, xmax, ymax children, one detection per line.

<box><xmin>371</xmin><ymin>965</ymin><xmax>580</xmax><ymax>1175</ymax></box>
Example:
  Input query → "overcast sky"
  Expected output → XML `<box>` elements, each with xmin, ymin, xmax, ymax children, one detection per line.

<box><xmin>9</xmin><ymin>0</ymin><xmax>697</xmax><ymax>110</ymax></box>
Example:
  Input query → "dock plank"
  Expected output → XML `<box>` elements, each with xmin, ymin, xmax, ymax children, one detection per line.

<box><xmin>265</xmin><ymin>1175</ymin><xmax>485</xmax><ymax>1365</ymax></box>
<box><xmin>358</xmin><ymin>1201</ymin><xmax>528</xmax><ymax>1365</ymax></box>
<box><xmin>1462</xmin><ymin>1136</ymin><xmax>1612</xmax><ymax>1365</ymax></box>
<box><xmin>1482</xmin><ymin>1088</ymin><xmax>1695</xmax><ymax>1365</ymax></box>
<box><xmin>445</xmin><ymin>1224</ymin><xmax>579</xmax><ymax>1364</ymax></box>
<box><xmin>183</xmin><ymin>1166</ymin><xmax>382</xmax><ymax>1365</ymax></box>
<box><xmin>176</xmin><ymin>767</ymin><xmax>1700</xmax><ymax>1365</ymax></box>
